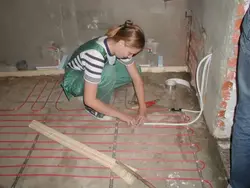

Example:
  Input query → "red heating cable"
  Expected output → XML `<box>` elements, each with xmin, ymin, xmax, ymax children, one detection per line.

<box><xmin>0</xmin><ymin>78</ymin><xmax>213</xmax><ymax>187</ymax></box>
<box><xmin>31</xmin><ymin>80</ymin><xmax>59</xmax><ymax>112</ymax></box>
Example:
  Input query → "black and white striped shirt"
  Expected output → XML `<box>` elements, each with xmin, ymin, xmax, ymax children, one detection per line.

<box><xmin>67</xmin><ymin>36</ymin><xmax>134</xmax><ymax>83</ymax></box>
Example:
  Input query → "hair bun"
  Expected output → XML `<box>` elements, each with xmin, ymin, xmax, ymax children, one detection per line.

<box><xmin>124</xmin><ymin>20</ymin><xmax>133</xmax><ymax>27</ymax></box>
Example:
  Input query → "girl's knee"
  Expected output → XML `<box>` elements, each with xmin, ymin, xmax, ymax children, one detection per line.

<box><xmin>62</xmin><ymin>69</ymin><xmax>85</xmax><ymax>98</ymax></box>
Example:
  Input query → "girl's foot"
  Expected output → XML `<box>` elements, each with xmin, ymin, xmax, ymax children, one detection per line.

<box><xmin>85</xmin><ymin>105</ymin><xmax>113</xmax><ymax>120</ymax></box>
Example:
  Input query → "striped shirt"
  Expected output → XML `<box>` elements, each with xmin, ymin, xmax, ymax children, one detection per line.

<box><xmin>67</xmin><ymin>36</ymin><xmax>134</xmax><ymax>83</ymax></box>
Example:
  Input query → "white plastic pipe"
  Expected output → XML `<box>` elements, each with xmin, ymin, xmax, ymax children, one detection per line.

<box><xmin>144</xmin><ymin>53</ymin><xmax>213</xmax><ymax>126</ymax></box>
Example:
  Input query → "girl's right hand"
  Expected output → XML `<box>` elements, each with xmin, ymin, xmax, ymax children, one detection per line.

<box><xmin>120</xmin><ymin>114</ymin><xmax>137</xmax><ymax>127</ymax></box>
<box><xmin>127</xmin><ymin>117</ymin><xmax>137</xmax><ymax>127</ymax></box>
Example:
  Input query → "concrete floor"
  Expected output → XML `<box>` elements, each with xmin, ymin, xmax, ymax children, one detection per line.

<box><xmin>0</xmin><ymin>73</ymin><xmax>228</xmax><ymax>188</ymax></box>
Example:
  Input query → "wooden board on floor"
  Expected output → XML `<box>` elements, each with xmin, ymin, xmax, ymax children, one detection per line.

<box><xmin>28</xmin><ymin>120</ymin><xmax>137</xmax><ymax>185</ymax></box>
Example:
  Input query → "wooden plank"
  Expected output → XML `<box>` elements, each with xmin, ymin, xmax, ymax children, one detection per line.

<box><xmin>0</xmin><ymin>66</ymin><xmax>189</xmax><ymax>77</ymax></box>
<box><xmin>140</xmin><ymin>66</ymin><xmax>189</xmax><ymax>73</ymax></box>
<box><xmin>0</xmin><ymin>69</ymin><xmax>64</xmax><ymax>77</ymax></box>
<box><xmin>28</xmin><ymin>120</ymin><xmax>136</xmax><ymax>185</ymax></box>
<box><xmin>116</xmin><ymin>161</ymin><xmax>156</xmax><ymax>188</ymax></box>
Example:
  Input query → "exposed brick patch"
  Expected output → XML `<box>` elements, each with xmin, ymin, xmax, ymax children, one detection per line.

<box><xmin>234</xmin><ymin>18</ymin><xmax>243</xmax><ymax>30</ymax></box>
<box><xmin>187</xmin><ymin>3</ymin><xmax>244</xmax><ymax>138</ymax></box>
<box><xmin>220</xmin><ymin>101</ymin><xmax>228</xmax><ymax>109</ymax></box>
<box><xmin>222</xmin><ymin>81</ymin><xmax>233</xmax><ymax>91</ymax></box>
<box><xmin>215</xmin><ymin>3</ymin><xmax>243</xmax><ymax>132</ymax></box>
<box><xmin>226</xmin><ymin>70</ymin><xmax>236</xmax><ymax>80</ymax></box>
<box><xmin>221</xmin><ymin>81</ymin><xmax>233</xmax><ymax>101</ymax></box>
<box><xmin>187</xmin><ymin>25</ymin><xmax>204</xmax><ymax>87</ymax></box>
<box><xmin>217</xmin><ymin>110</ymin><xmax>226</xmax><ymax>118</ymax></box>
<box><xmin>232</xmin><ymin>31</ymin><xmax>240</xmax><ymax>44</ymax></box>
<box><xmin>219</xmin><ymin>80</ymin><xmax>234</xmax><ymax>111</ymax></box>
<box><xmin>217</xmin><ymin>120</ymin><xmax>225</xmax><ymax>127</ymax></box>
<box><xmin>222</xmin><ymin>89</ymin><xmax>231</xmax><ymax>101</ymax></box>
<box><xmin>237</xmin><ymin>4</ymin><xmax>245</xmax><ymax>16</ymax></box>
<box><xmin>227</xmin><ymin>57</ymin><xmax>237</xmax><ymax>68</ymax></box>
<box><xmin>189</xmin><ymin>47</ymin><xmax>199</xmax><ymax>64</ymax></box>
<box><xmin>190</xmin><ymin>31</ymin><xmax>204</xmax><ymax>50</ymax></box>
<box><xmin>213</xmin><ymin>5</ymin><xmax>246</xmax><ymax>179</ymax></box>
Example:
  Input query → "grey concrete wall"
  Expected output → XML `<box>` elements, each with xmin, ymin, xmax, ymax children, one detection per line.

<box><xmin>0</xmin><ymin>0</ymin><xmax>188</xmax><ymax>71</ymax></box>
<box><xmin>188</xmin><ymin>0</ymin><xmax>237</xmax><ymax>135</ymax></box>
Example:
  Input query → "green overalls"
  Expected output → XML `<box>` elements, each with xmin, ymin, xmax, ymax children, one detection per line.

<box><xmin>61</xmin><ymin>37</ymin><xmax>141</xmax><ymax>104</ymax></box>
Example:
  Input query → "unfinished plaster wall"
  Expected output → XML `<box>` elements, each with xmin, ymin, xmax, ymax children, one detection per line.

<box><xmin>216</xmin><ymin>1</ymin><xmax>250</xmax><ymax>141</ymax></box>
<box><xmin>0</xmin><ymin>0</ymin><xmax>77</xmax><ymax>71</ymax></box>
<box><xmin>0</xmin><ymin>0</ymin><xmax>188</xmax><ymax>71</ymax></box>
<box><xmin>189</xmin><ymin>0</ymin><xmax>250</xmax><ymax>144</ymax></box>
<box><xmin>188</xmin><ymin>0</ymin><xmax>238</xmax><ymax>139</ymax></box>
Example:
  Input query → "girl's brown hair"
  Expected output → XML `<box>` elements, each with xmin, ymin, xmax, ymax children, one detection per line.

<box><xmin>106</xmin><ymin>20</ymin><xmax>145</xmax><ymax>49</ymax></box>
